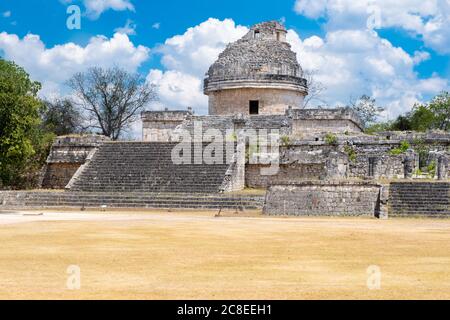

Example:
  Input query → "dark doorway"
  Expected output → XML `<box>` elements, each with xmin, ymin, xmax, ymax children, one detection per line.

<box><xmin>249</xmin><ymin>100</ymin><xmax>259</xmax><ymax>115</ymax></box>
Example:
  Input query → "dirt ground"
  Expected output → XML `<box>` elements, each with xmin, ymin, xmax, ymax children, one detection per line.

<box><xmin>0</xmin><ymin>209</ymin><xmax>449</xmax><ymax>300</ymax></box>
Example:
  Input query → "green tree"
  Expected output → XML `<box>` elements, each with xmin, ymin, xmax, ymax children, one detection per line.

<box><xmin>365</xmin><ymin>121</ymin><xmax>394</xmax><ymax>134</ymax></box>
<box><xmin>428</xmin><ymin>91</ymin><xmax>450</xmax><ymax>131</ymax></box>
<box><xmin>408</xmin><ymin>104</ymin><xmax>435</xmax><ymax>131</ymax></box>
<box><xmin>41</xmin><ymin>98</ymin><xmax>83</xmax><ymax>136</ymax></box>
<box><xmin>390</xmin><ymin>115</ymin><xmax>412</xmax><ymax>131</ymax></box>
<box><xmin>0</xmin><ymin>59</ymin><xmax>48</xmax><ymax>188</ymax></box>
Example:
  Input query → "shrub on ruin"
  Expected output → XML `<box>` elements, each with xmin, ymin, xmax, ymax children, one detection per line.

<box><xmin>344</xmin><ymin>145</ymin><xmax>357</xmax><ymax>162</ymax></box>
<box><xmin>325</xmin><ymin>133</ymin><xmax>338</xmax><ymax>146</ymax></box>
<box><xmin>427</xmin><ymin>161</ymin><xmax>437</xmax><ymax>177</ymax></box>
<box><xmin>280</xmin><ymin>135</ymin><xmax>291</xmax><ymax>146</ymax></box>
<box><xmin>390</xmin><ymin>141</ymin><xmax>410</xmax><ymax>155</ymax></box>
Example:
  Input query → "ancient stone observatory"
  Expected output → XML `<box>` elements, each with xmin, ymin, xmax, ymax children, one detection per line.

<box><xmin>204</xmin><ymin>21</ymin><xmax>308</xmax><ymax>116</ymax></box>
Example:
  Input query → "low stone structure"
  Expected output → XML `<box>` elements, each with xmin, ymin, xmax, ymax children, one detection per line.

<box><xmin>41</xmin><ymin>135</ymin><xmax>109</xmax><ymax>189</ymax></box>
<box><xmin>291</xmin><ymin>107</ymin><xmax>363</xmax><ymax>134</ymax></box>
<box><xmin>141</xmin><ymin>110</ymin><xmax>191</xmax><ymax>142</ymax></box>
<box><xmin>141</xmin><ymin>108</ymin><xmax>363</xmax><ymax>143</ymax></box>
<box><xmin>263</xmin><ymin>181</ymin><xmax>384</xmax><ymax>217</ymax></box>
<box><xmin>0</xmin><ymin>191</ymin><xmax>265</xmax><ymax>211</ymax></box>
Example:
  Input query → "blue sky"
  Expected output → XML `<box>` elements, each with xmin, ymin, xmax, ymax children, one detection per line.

<box><xmin>0</xmin><ymin>0</ymin><xmax>449</xmax><ymax>121</ymax></box>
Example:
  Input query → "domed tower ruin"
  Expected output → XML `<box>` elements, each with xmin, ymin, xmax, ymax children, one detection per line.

<box><xmin>204</xmin><ymin>21</ymin><xmax>308</xmax><ymax>115</ymax></box>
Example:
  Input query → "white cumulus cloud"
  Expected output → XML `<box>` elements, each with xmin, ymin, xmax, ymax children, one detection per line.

<box><xmin>63</xmin><ymin>0</ymin><xmax>135</xmax><ymax>19</ymax></box>
<box><xmin>294</xmin><ymin>0</ymin><xmax>450</xmax><ymax>54</ymax></box>
<box><xmin>148</xmin><ymin>18</ymin><xmax>248</xmax><ymax>113</ymax></box>
<box><xmin>147</xmin><ymin>70</ymin><xmax>208</xmax><ymax>114</ymax></box>
<box><xmin>287</xmin><ymin>28</ymin><xmax>448</xmax><ymax>119</ymax></box>
<box><xmin>0</xmin><ymin>32</ymin><xmax>149</xmax><ymax>97</ymax></box>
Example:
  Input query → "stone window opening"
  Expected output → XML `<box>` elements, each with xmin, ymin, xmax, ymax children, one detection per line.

<box><xmin>276</xmin><ymin>32</ymin><xmax>280</xmax><ymax>41</ymax></box>
<box><xmin>249</xmin><ymin>100</ymin><xmax>259</xmax><ymax>115</ymax></box>
<box><xmin>254</xmin><ymin>30</ymin><xmax>260</xmax><ymax>39</ymax></box>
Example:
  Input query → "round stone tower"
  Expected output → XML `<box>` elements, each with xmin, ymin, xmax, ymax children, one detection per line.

<box><xmin>204</xmin><ymin>21</ymin><xmax>308</xmax><ymax>116</ymax></box>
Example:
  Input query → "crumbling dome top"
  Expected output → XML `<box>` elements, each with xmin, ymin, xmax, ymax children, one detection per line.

<box><xmin>204</xmin><ymin>21</ymin><xmax>307</xmax><ymax>94</ymax></box>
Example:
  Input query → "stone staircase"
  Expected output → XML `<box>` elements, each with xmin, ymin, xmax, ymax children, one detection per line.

<box><xmin>69</xmin><ymin>142</ymin><xmax>232</xmax><ymax>193</ymax></box>
<box><xmin>390</xmin><ymin>182</ymin><xmax>450</xmax><ymax>217</ymax></box>
<box><xmin>0</xmin><ymin>191</ymin><xmax>265</xmax><ymax>210</ymax></box>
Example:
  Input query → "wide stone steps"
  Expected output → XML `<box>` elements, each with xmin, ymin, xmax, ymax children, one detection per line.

<box><xmin>1</xmin><ymin>192</ymin><xmax>265</xmax><ymax>210</ymax></box>
<box><xmin>70</xmin><ymin>142</ymin><xmax>234</xmax><ymax>193</ymax></box>
<box><xmin>389</xmin><ymin>182</ymin><xmax>450</xmax><ymax>217</ymax></box>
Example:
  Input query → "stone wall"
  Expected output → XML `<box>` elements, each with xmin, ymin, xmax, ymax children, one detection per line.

<box><xmin>41</xmin><ymin>135</ymin><xmax>109</xmax><ymax>189</ymax></box>
<box><xmin>291</xmin><ymin>108</ymin><xmax>363</xmax><ymax>135</ymax></box>
<box><xmin>141</xmin><ymin>110</ymin><xmax>191</xmax><ymax>142</ymax></box>
<box><xmin>349</xmin><ymin>152</ymin><xmax>404</xmax><ymax>179</ymax></box>
<box><xmin>41</xmin><ymin>163</ymin><xmax>82</xmax><ymax>190</ymax></box>
<box><xmin>293</xmin><ymin>119</ymin><xmax>362</xmax><ymax>134</ymax></box>
<box><xmin>208</xmin><ymin>87</ymin><xmax>305</xmax><ymax>115</ymax></box>
<box><xmin>0</xmin><ymin>191</ymin><xmax>265</xmax><ymax>210</ymax></box>
<box><xmin>245</xmin><ymin>163</ymin><xmax>326</xmax><ymax>188</ymax></box>
<box><xmin>264</xmin><ymin>181</ymin><xmax>382</xmax><ymax>217</ymax></box>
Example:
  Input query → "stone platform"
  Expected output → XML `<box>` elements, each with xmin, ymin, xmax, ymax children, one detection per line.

<box><xmin>0</xmin><ymin>191</ymin><xmax>265</xmax><ymax>211</ymax></box>
<box><xmin>69</xmin><ymin>142</ymin><xmax>234</xmax><ymax>193</ymax></box>
<box><xmin>263</xmin><ymin>181</ymin><xmax>384</xmax><ymax>217</ymax></box>
<box><xmin>390</xmin><ymin>182</ymin><xmax>450</xmax><ymax>217</ymax></box>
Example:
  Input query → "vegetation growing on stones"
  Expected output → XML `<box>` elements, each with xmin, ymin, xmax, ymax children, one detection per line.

<box><xmin>325</xmin><ymin>133</ymin><xmax>338</xmax><ymax>146</ymax></box>
<box><xmin>427</xmin><ymin>161</ymin><xmax>437</xmax><ymax>177</ymax></box>
<box><xmin>227</xmin><ymin>132</ymin><xmax>238</xmax><ymax>142</ymax></box>
<box><xmin>390</xmin><ymin>141</ymin><xmax>410</xmax><ymax>155</ymax></box>
<box><xmin>280</xmin><ymin>135</ymin><xmax>291</xmax><ymax>146</ymax></box>
<box><xmin>344</xmin><ymin>145</ymin><xmax>357</xmax><ymax>162</ymax></box>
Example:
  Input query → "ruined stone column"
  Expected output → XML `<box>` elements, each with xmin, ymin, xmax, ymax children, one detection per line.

<box><xmin>437</xmin><ymin>154</ymin><xmax>449</xmax><ymax>180</ymax></box>
<box><xmin>403</xmin><ymin>150</ymin><xmax>416</xmax><ymax>179</ymax></box>
<box><xmin>377</xmin><ymin>185</ymin><xmax>389</xmax><ymax>219</ymax></box>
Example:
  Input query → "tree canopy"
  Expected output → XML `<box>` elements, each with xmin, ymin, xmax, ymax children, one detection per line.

<box><xmin>0</xmin><ymin>59</ymin><xmax>49</xmax><ymax>188</ymax></box>
<box><xmin>67</xmin><ymin>67</ymin><xmax>157</xmax><ymax>140</ymax></box>
<box><xmin>41</xmin><ymin>98</ymin><xmax>83</xmax><ymax>136</ymax></box>
<box><xmin>368</xmin><ymin>91</ymin><xmax>450</xmax><ymax>133</ymax></box>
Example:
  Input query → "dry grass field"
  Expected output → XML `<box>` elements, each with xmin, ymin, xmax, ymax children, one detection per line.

<box><xmin>0</xmin><ymin>209</ymin><xmax>450</xmax><ymax>300</ymax></box>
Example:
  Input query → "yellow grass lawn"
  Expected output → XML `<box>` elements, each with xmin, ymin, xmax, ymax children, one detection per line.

<box><xmin>0</xmin><ymin>210</ymin><xmax>449</xmax><ymax>300</ymax></box>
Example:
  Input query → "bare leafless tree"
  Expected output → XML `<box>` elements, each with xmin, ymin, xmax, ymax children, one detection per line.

<box><xmin>67</xmin><ymin>67</ymin><xmax>157</xmax><ymax>140</ymax></box>
<box><xmin>303</xmin><ymin>69</ymin><xmax>327</xmax><ymax>108</ymax></box>
<box><xmin>348</xmin><ymin>94</ymin><xmax>384</xmax><ymax>128</ymax></box>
